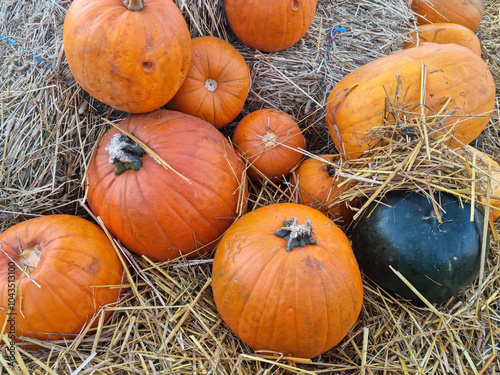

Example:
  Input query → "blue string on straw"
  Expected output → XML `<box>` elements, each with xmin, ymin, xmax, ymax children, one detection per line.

<box><xmin>1</xmin><ymin>33</ymin><xmax>102</xmax><ymax>112</ymax></box>
<box><xmin>320</xmin><ymin>26</ymin><xmax>346</xmax><ymax>87</ymax></box>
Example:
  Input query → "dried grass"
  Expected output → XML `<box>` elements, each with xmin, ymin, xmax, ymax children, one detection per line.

<box><xmin>1</xmin><ymin>0</ymin><xmax>499</xmax><ymax>373</ymax></box>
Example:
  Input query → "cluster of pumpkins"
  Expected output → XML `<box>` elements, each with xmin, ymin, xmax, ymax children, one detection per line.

<box><xmin>0</xmin><ymin>0</ymin><xmax>497</xmax><ymax>360</ymax></box>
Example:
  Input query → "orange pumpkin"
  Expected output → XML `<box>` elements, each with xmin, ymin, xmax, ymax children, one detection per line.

<box><xmin>232</xmin><ymin>109</ymin><xmax>306</xmax><ymax>182</ymax></box>
<box><xmin>411</xmin><ymin>0</ymin><xmax>484</xmax><ymax>31</ymax></box>
<box><xmin>0</xmin><ymin>215</ymin><xmax>125</xmax><ymax>343</ymax></box>
<box><xmin>326</xmin><ymin>43</ymin><xmax>495</xmax><ymax>159</ymax></box>
<box><xmin>86</xmin><ymin>109</ymin><xmax>248</xmax><ymax>262</ymax></box>
<box><xmin>167</xmin><ymin>36</ymin><xmax>251</xmax><ymax>129</ymax></box>
<box><xmin>455</xmin><ymin>145</ymin><xmax>500</xmax><ymax>222</ymax></box>
<box><xmin>291</xmin><ymin>155</ymin><xmax>358</xmax><ymax>224</ymax></box>
<box><xmin>212</xmin><ymin>203</ymin><xmax>363</xmax><ymax>359</ymax></box>
<box><xmin>223</xmin><ymin>0</ymin><xmax>318</xmax><ymax>52</ymax></box>
<box><xmin>63</xmin><ymin>0</ymin><xmax>191</xmax><ymax>113</ymax></box>
<box><xmin>404</xmin><ymin>23</ymin><xmax>481</xmax><ymax>56</ymax></box>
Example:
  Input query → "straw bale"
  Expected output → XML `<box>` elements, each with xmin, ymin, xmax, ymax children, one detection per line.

<box><xmin>0</xmin><ymin>0</ymin><xmax>499</xmax><ymax>373</ymax></box>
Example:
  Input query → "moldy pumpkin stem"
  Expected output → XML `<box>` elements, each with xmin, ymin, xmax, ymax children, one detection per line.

<box><xmin>106</xmin><ymin>133</ymin><xmax>146</xmax><ymax>175</ymax></box>
<box><xmin>326</xmin><ymin>164</ymin><xmax>336</xmax><ymax>178</ymax></box>
<box><xmin>274</xmin><ymin>217</ymin><xmax>317</xmax><ymax>252</ymax></box>
<box><xmin>122</xmin><ymin>0</ymin><xmax>144</xmax><ymax>11</ymax></box>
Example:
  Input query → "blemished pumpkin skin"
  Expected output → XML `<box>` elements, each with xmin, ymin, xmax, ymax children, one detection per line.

<box><xmin>86</xmin><ymin>109</ymin><xmax>248</xmax><ymax>262</ymax></box>
<box><xmin>291</xmin><ymin>155</ymin><xmax>358</xmax><ymax>224</ymax></box>
<box><xmin>326</xmin><ymin>43</ymin><xmax>495</xmax><ymax>160</ymax></box>
<box><xmin>455</xmin><ymin>145</ymin><xmax>500</xmax><ymax>222</ymax></box>
<box><xmin>223</xmin><ymin>0</ymin><xmax>318</xmax><ymax>52</ymax></box>
<box><xmin>404</xmin><ymin>23</ymin><xmax>482</xmax><ymax>56</ymax></box>
<box><xmin>212</xmin><ymin>203</ymin><xmax>363</xmax><ymax>359</ymax></box>
<box><xmin>167</xmin><ymin>36</ymin><xmax>251</xmax><ymax>129</ymax></box>
<box><xmin>232</xmin><ymin>109</ymin><xmax>306</xmax><ymax>182</ymax></box>
<box><xmin>63</xmin><ymin>0</ymin><xmax>191</xmax><ymax>113</ymax></box>
<box><xmin>411</xmin><ymin>0</ymin><xmax>484</xmax><ymax>32</ymax></box>
<box><xmin>0</xmin><ymin>215</ymin><xmax>126</xmax><ymax>343</ymax></box>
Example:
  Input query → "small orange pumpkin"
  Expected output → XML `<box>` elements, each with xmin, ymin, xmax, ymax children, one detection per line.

<box><xmin>86</xmin><ymin>109</ymin><xmax>248</xmax><ymax>262</ymax></box>
<box><xmin>212</xmin><ymin>203</ymin><xmax>363</xmax><ymax>359</ymax></box>
<box><xmin>404</xmin><ymin>23</ymin><xmax>481</xmax><ymax>56</ymax></box>
<box><xmin>411</xmin><ymin>0</ymin><xmax>484</xmax><ymax>31</ymax></box>
<box><xmin>232</xmin><ymin>109</ymin><xmax>306</xmax><ymax>182</ymax></box>
<box><xmin>223</xmin><ymin>0</ymin><xmax>318</xmax><ymax>52</ymax></box>
<box><xmin>63</xmin><ymin>0</ymin><xmax>191</xmax><ymax>113</ymax></box>
<box><xmin>167</xmin><ymin>36</ymin><xmax>251</xmax><ymax>129</ymax></box>
<box><xmin>455</xmin><ymin>145</ymin><xmax>500</xmax><ymax>222</ymax></box>
<box><xmin>0</xmin><ymin>215</ymin><xmax>125</xmax><ymax>343</ymax></box>
<box><xmin>326</xmin><ymin>43</ymin><xmax>495</xmax><ymax>159</ymax></box>
<box><xmin>291</xmin><ymin>155</ymin><xmax>358</xmax><ymax>224</ymax></box>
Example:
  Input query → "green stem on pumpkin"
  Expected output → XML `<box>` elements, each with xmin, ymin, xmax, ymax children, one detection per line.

<box><xmin>274</xmin><ymin>217</ymin><xmax>317</xmax><ymax>252</ymax></box>
<box><xmin>122</xmin><ymin>0</ymin><xmax>145</xmax><ymax>11</ymax></box>
<box><xmin>106</xmin><ymin>133</ymin><xmax>146</xmax><ymax>175</ymax></box>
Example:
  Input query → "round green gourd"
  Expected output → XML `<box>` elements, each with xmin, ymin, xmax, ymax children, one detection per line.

<box><xmin>351</xmin><ymin>190</ymin><xmax>489</xmax><ymax>303</ymax></box>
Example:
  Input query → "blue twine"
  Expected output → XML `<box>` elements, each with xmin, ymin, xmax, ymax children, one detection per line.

<box><xmin>320</xmin><ymin>26</ymin><xmax>346</xmax><ymax>87</ymax></box>
<box><xmin>1</xmin><ymin>33</ymin><xmax>59</xmax><ymax>72</ymax></box>
<box><xmin>1</xmin><ymin>33</ymin><xmax>102</xmax><ymax>112</ymax></box>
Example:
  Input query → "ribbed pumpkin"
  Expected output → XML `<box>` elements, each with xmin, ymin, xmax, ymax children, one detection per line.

<box><xmin>63</xmin><ymin>0</ymin><xmax>191</xmax><ymax>113</ymax></box>
<box><xmin>232</xmin><ymin>109</ymin><xmax>306</xmax><ymax>182</ymax></box>
<box><xmin>0</xmin><ymin>215</ymin><xmax>125</xmax><ymax>342</ymax></box>
<box><xmin>455</xmin><ymin>145</ymin><xmax>500</xmax><ymax>222</ymax></box>
<box><xmin>212</xmin><ymin>203</ymin><xmax>363</xmax><ymax>359</ymax></box>
<box><xmin>411</xmin><ymin>0</ymin><xmax>484</xmax><ymax>31</ymax></box>
<box><xmin>291</xmin><ymin>155</ymin><xmax>358</xmax><ymax>224</ymax></box>
<box><xmin>86</xmin><ymin>109</ymin><xmax>248</xmax><ymax>261</ymax></box>
<box><xmin>167</xmin><ymin>36</ymin><xmax>251</xmax><ymax>129</ymax></box>
<box><xmin>223</xmin><ymin>0</ymin><xmax>318</xmax><ymax>52</ymax></box>
<box><xmin>404</xmin><ymin>23</ymin><xmax>481</xmax><ymax>56</ymax></box>
<box><xmin>326</xmin><ymin>43</ymin><xmax>495</xmax><ymax>159</ymax></box>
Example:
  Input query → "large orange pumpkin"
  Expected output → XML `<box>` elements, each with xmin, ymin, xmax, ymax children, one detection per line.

<box><xmin>326</xmin><ymin>43</ymin><xmax>495</xmax><ymax>159</ymax></box>
<box><xmin>212</xmin><ymin>203</ymin><xmax>363</xmax><ymax>359</ymax></box>
<box><xmin>291</xmin><ymin>155</ymin><xmax>358</xmax><ymax>224</ymax></box>
<box><xmin>411</xmin><ymin>0</ymin><xmax>484</xmax><ymax>31</ymax></box>
<box><xmin>63</xmin><ymin>0</ymin><xmax>191</xmax><ymax>113</ymax></box>
<box><xmin>167</xmin><ymin>36</ymin><xmax>251</xmax><ymax>129</ymax></box>
<box><xmin>0</xmin><ymin>215</ymin><xmax>125</xmax><ymax>343</ymax></box>
<box><xmin>232</xmin><ymin>109</ymin><xmax>306</xmax><ymax>182</ymax></box>
<box><xmin>86</xmin><ymin>109</ymin><xmax>248</xmax><ymax>262</ymax></box>
<box><xmin>223</xmin><ymin>0</ymin><xmax>318</xmax><ymax>52</ymax></box>
<box><xmin>404</xmin><ymin>23</ymin><xmax>481</xmax><ymax>56</ymax></box>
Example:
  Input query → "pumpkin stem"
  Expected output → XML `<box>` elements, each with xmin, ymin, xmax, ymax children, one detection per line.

<box><xmin>274</xmin><ymin>217</ymin><xmax>317</xmax><ymax>251</ymax></box>
<box><xmin>105</xmin><ymin>133</ymin><xmax>146</xmax><ymax>175</ymax></box>
<box><xmin>122</xmin><ymin>0</ymin><xmax>144</xmax><ymax>11</ymax></box>
<box><xmin>326</xmin><ymin>164</ymin><xmax>336</xmax><ymax>177</ymax></box>
<box><xmin>14</xmin><ymin>245</ymin><xmax>42</xmax><ymax>275</ymax></box>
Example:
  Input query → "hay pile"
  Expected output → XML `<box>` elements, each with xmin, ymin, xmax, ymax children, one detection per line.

<box><xmin>1</xmin><ymin>0</ymin><xmax>499</xmax><ymax>373</ymax></box>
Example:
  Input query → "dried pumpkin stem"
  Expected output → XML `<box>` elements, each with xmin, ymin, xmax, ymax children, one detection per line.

<box><xmin>274</xmin><ymin>217</ymin><xmax>317</xmax><ymax>251</ymax></box>
<box><xmin>122</xmin><ymin>0</ymin><xmax>144</xmax><ymax>11</ymax></box>
<box><xmin>14</xmin><ymin>244</ymin><xmax>42</xmax><ymax>275</ymax></box>
<box><xmin>106</xmin><ymin>133</ymin><xmax>146</xmax><ymax>175</ymax></box>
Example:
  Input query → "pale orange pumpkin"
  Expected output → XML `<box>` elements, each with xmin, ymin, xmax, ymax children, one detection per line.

<box><xmin>63</xmin><ymin>0</ymin><xmax>191</xmax><ymax>113</ymax></box>
<box><xmin>167</xmin><ymin>36</ymin><xmax>251</xmax><ymax>129</ymax></box>
<box><xmin>326</xmin><ymin>43</ymin><xmax>495</xmax><ymax>159</ymax></box>
<box><xmin>232</xmin><ymin>109</ymin><xmax>306</xmax><ymax>182</ymax></box>
<box><xmin>404</xmin><ymin>23</ymin><xmax>481</xmax><ymax>56</ymax></box>
<box><xmin>411</xmin><ymin>0</ymin><xmax>484</xmax><ymax>31</ymax></box>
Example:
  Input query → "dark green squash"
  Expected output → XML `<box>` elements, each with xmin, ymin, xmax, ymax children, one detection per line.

<box><xmin>351</xmin><ymin>190</ymin><xmax>489</xmax><ymax>303</ymax></box>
